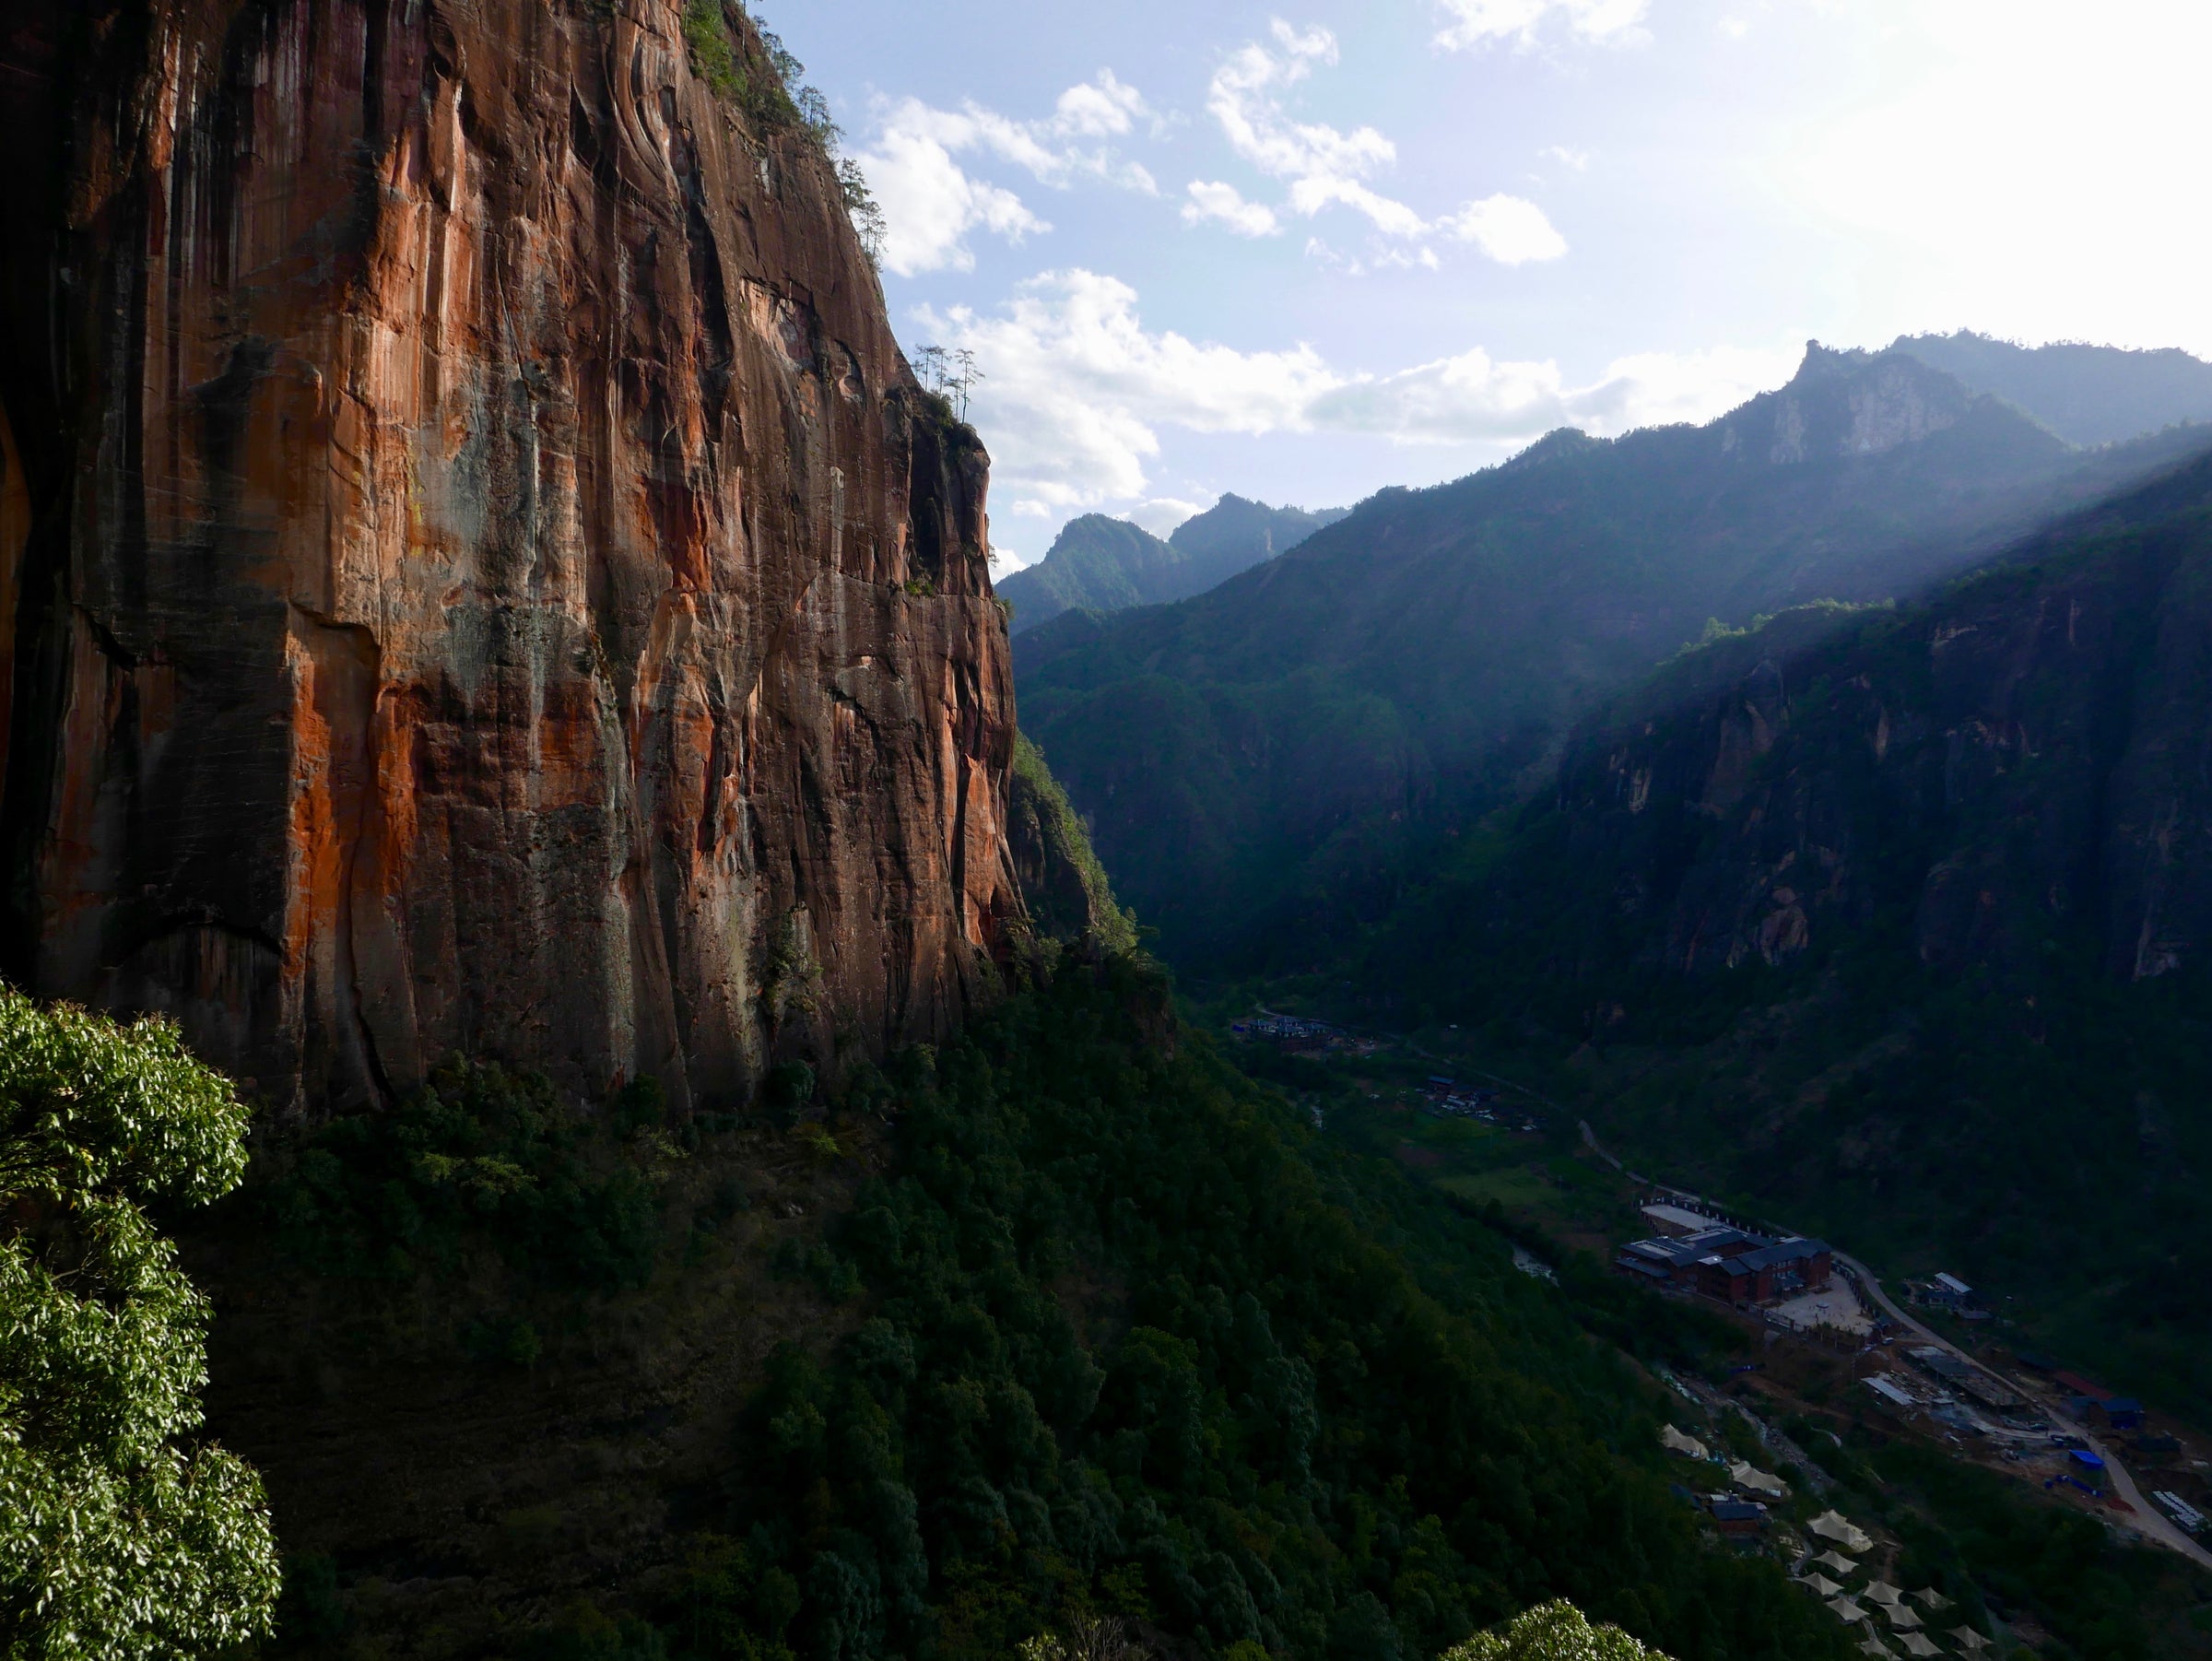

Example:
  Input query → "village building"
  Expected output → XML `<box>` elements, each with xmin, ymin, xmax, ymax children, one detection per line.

<box><xmin>1709</xmin><ymin>1498</ymin><xmax>1767</xmax><ymax>1537</ymax></box>
<box><xmin>1614</xmin><ymin>1224</ymin><xmax>1832</xmax><ymax>1305</ymax></box>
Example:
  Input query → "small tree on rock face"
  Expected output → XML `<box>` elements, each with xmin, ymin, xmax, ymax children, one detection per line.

<box><xmin>1442</xmin><ymin>1601</ymin><xmax>1670</xmax><ymax>1661</ymax></box>
<box><xmin>0</xmin><ymin>987</ymin><xmax>278</xmax><ymax>1659</ymax></box>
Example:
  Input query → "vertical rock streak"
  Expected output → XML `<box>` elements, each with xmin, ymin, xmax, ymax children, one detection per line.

<box><xmin>0</xmin><ymin>0</ymin><xmax>1019</xmax><ymax>1113</ymax></box>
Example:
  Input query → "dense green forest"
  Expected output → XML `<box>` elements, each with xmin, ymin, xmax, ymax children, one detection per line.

<box><xmin>236</xmin><ymin>960</ymin><xmax>1855</xmax><ymax>1661</ymax></box>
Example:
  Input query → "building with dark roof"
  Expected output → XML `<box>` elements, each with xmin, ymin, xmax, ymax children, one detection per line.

<box><xmin>1709</xmin><ymin>1499</ymin><xmax>1768</xmax><ymax>1537</ymax></box>
<box><xmin>1694</xmin><ymin>1237</ymin><xmax>1833</xmax><ymax>1305</ymax></box>
<box><xmin>1615</xmin><ymin>1226</ymin><xmax>1830</xmax><ymax>1305</ymax></box>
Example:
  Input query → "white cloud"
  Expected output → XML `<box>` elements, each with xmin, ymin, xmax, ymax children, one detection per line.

<box><xmin>1571</xmin><ymin>345</ymin><xmax>1801</xmax><ymax>430</ymax></box>
<box><xmin>1049</xmin><ymin>69</ymin><xmax>1151</xmax><ymax>139</ymax></box>
<box><xmin>1433</xmin><ymin>0</ymin><xmax>1651</xmax><ymax>50</ymax></box>
<box><xmin>853</xmin><ymin>75</ymin><xmax>1159</xmax><ymax>277</ymax></box>
<box><xmin>1314</xmin><ymin>342</ymin><xmax>1796</xmax><ymax>442</ymax></box>
<box><xmin>925</xmin><ymin>268</ymin><xmax>1794</xmax><ymax>519</ymax></box>
<box><xmin>1127</xmin><ymin>498</ymin><xmax>1208</xmax><ymax>537</ymax></box>
<box><xmin>1182</xmin><ymin>180</ymin><xmax>1281</xmax><ymax>237</ymax></box>
<box><xmin>1189</xmin><ymin>23</ymin><xmax>1564</xmax><ymax>267</ymax></box>
<box><xmin>865</xmin><ymin>116</ymin><xmax>1050</xmax><ymax>277</ymax></box>
<box><xmin>917</xmin><ymin>270</ymin><xmax>1338</xmax><ymax>516</ymax></box>
<box><xmin>1542</xmin><ymin>145</ymin><xmax>1591</xmax><ymax>171</ymax></box>
<box><xmin>1202</xmin><ymin>22</ymin><xmax>1423</xmax><ymax>241</ymax></box>
<box><xmin>1441</xmin><ymin>194</ymin><xmax>1568</xmax><ymax>264</ymax></box>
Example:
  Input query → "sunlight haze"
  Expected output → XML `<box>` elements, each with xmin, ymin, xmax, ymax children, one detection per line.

<box><xmin>771</xmin><ymin>0</ymin><xmax>2212</xmax><ymax>565</ymax></box>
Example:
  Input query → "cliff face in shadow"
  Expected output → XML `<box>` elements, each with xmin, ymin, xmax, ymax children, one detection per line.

<box><xmin>1535</xmin><ymin>452</ymin><xmax>2212</xmax><ymax>987</ymax></box>
<box><xmin>0</xmin><ymin>0</ymin><xmax>1021</xmax><ymax>1116</ymax></box>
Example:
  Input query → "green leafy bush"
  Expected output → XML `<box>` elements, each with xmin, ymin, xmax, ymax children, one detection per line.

<box><xmin>0</xmin><ymin>988</ymin><xmax>279</xmax><ymax>1658</ymax></box>
<box><xmin>1444</xmin><ymin>1600</ymin><xmax>1668</xmax><ymax>1661</ymax></box>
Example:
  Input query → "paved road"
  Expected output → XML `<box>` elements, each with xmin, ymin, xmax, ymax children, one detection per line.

<box><xmin>1834</xmin><ymin>1250</ymin><xmax>2212</xmax><ymax>1572</ymax></box>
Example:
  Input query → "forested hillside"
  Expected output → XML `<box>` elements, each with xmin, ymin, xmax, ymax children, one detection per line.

<box><xmin>1353</xmin><ymin>447</ymin><xmax>2212</xmax><ymax>1420</ymax></box>
<box><xmin>1018</xmin><ymin>346</ymin><xmax>2212</xmax><ymax>971</ymax></box>
<box><xmin>199</xmin><ymin>949</ymin><xmax>1857</xmax><ymax>1661</ymax></box>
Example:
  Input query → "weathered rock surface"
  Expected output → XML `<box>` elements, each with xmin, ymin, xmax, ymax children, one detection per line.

<box><xmin>0</xmin><ymin>0</ymin><xmax>1020</xmax><ymax>1113</ymax></box>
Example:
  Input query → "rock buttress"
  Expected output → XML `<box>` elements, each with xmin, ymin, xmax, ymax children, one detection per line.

<box><xmin>0</xmin><ymin>0</ymin><xmax>1022</xmax><ymax>1113</ymax></box>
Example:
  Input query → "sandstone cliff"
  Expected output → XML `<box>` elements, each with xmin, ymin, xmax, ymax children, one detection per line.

<box><xmin>0</xmin><ymin>0</ymin><xmax>1021</xmax><ymax>1115</ymax></box>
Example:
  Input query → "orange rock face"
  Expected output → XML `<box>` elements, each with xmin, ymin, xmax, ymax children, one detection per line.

<box><xmin>0</xmin><ymin>0</ymin><xmax>1020</xmax><ymax>1113</ymax></box>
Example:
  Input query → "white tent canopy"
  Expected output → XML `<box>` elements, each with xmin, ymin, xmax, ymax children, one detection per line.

<box><xmin>1729</xmin><ymin>1458</ymin><xmax>1789</xmax><ymax>1498</ymax></box>
<box><xmin>1812</xmin><ymin>1549</ymin><xmax>1862</xmax><ymax>1577</ymax></box>
<box><xmin>1863</xmin><ymin>1581</ymin><xmax>1903</xmax><ymax>1607</ymax></box>
<box><xmin>1858</xmin><ymin>1643</ymin><xmax>1894</xmax><ymax>1660</ymax></box>
<box><xmin>1899</xmin><ymin>1634</ymin><xmax>1943</xmax><ymax>1658</ymax></box>
<box><xmin>1886</xmin><ymin>1604</ymin><xmax>1924</xmax><ymax>1632</ymax></box>
<box><xmin>1662</xmin><ymin>1424</ymin><xmax>1711</xmax><ymax>1460</ymax></box>
<box><xmin>1829</xmin><ymin>1598</ymin><xmax>1870</xmax><ymax>1624</ymax></box>
<box><xmin>1950</xmin><ymin>1628</ymin><xmax>1992</xmax><ymax>1653</ymax></box>
<box><xmin>1811</xmin><ymin>1510</ymin><xmax>1876</xmax><ymax>1552</ymax></box>
<box><xmin>1914</xmin><ymin>1588</ymin><xmax>1955</xmax><ymax>1611</ymax></box>
<box><xmin>1800</xmin><ymin>1573</ymin><xmax>1846</xmax><ymax>1598</ymax></box>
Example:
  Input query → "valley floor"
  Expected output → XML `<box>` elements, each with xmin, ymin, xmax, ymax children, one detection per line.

<box><xmin>1199</xmin><ymin>994</ymin><xmax>2212</xmax><ymax>1660</ymax></box>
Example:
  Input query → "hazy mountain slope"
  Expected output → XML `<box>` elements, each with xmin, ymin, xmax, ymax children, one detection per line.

<box><xmin>1165</xmin><ymin>491</ymin><xmax>1348</xmax><ymax>595</ymax></box>
<box><xmin>1891</xmin><ymin>330</ymin><xmax>2212</xmax><ymax>446</ymax></box>
<box><xmin>1018</xmin><ymin>344</ymin><xmax>2212</xmax><ymax>967</ymax></box>
<box><xmin>1363</xmin><ymin>446</ymin><xmax>2212</xmax><ymax>1415</ymax></box>
<box><xmin>999</xmin><ymin>495</ymin><xmax>1344</xmax><ymax>632</ymax></box>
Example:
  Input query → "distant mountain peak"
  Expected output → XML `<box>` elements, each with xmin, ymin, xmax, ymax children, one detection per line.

<box><xmin>999</xmin><ymin>493</ymin><xmax>1347</xmax><ymax>632</ymax></box>
<box><xmin>1885</xmin><ymin>330</ymin><xmax>2212</xmax><ymax>447</ymax></box>
<box><xmin>1719</xmin><ymin>342</ymin><xmax>2053</xmax><ymax>465</ymax></box>
<box><xmin>1499</xmin><ymin>427</ymin><xmax>1605</xmax><ymax>474</ymax></box>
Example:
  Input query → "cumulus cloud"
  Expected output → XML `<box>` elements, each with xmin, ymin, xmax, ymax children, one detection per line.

<box><xmin>1127</xmin><ymin>498</ymin><xmax>1209</xmax><ymax>537</ymax></box>
<box><xmin>1182</xmin><ymin>180</ymin><xmax>1282</xmax><ymax>237</ymax></box>
<box><xmin>1186</xmin><ymin>22</ymin><xmax>1564</xmax><ymax>267</ymax></box>
<box><xmin>854</xmin><ymin>74</ymin><xmax>1159</xmax><ymax>277</ymax></box>
<box><xmin>1441</xmin><ymin>194</ymin><xmax>1569</xmax><ymax>264</ymax></box>
<box><xmin>1433</xmin><ymin>0</ymin><xmax>1651</xmax><ymax>50</ymax></box>
<box><xmin>924</xmin><ymin>268</ymin><xmax>1792</xmax><ymax>519</ymax></box>
<box><xmin>915</xmin><ymin>270</ymin><xmax>1337</xmax><ymax>515</ymax></box>
<box><xmin>1202</xmin><ymin>22</ymin><xmax>1424</xmax><ymax>240</ymax></box>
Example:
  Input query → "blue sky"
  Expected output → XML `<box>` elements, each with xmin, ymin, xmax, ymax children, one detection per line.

<box><xmin>767</xmin><ymin>0</ymin><xmax>2212</xmax><ymax>568</ymax></box>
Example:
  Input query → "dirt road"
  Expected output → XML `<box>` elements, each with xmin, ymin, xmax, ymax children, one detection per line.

<box><xmin>1834</xmin><ymin>1250</ymin><xmax>2212</xmax><ymax>1572</ymax></box>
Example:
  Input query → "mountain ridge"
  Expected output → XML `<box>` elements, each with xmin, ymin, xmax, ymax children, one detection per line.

<box><xmin>999</xmin><ymin>493</ymin><xmax>1346</xmax><ymax>632</ymax></box>
<box><xmin>1018</xmin><ymin>342</ymin><xmax>2212</xmax><ymax>968</ymax></box>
